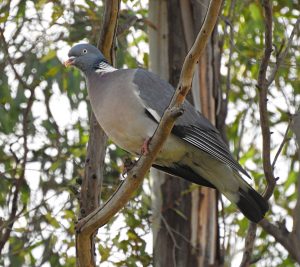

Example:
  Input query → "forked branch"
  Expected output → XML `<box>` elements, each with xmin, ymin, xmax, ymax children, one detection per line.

<box><xmin>240</xmin><ymin>1</ymin><xmax>273</xmax><ymax>266</ymax></box>
<box><xmin>241</xmin><ymin>2</ymin><xmax>300</xmax><ymax>266</ymax></box>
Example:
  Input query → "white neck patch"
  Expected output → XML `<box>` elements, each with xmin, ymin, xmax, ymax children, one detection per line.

<box><xmin>95</xmin><ymin>62</ymin><xmax>117</xmax><ymax>73</ymax></box>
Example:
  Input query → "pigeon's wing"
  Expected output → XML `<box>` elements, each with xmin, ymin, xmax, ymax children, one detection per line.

<box><xmin>133</xmin><ymin>69</ymin><xmax>251</xmax><ymax>179</ymax></box>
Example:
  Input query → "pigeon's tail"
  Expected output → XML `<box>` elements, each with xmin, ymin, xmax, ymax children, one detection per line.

<box><xmin>223</xmin><ymin>178</ymin><xmax>269</xmax><ymax>223</ymax></box>
<box><xmin>152</xmin><ymin>160</ymin><xmax>269</xmax><ymax>222</ymax></box>
<box><xmin>236</xmin><ymin>186</ymin><xmax>269</xmax><ymax>223</ymax></box>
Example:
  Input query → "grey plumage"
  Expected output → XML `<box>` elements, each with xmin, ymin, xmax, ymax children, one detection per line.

<box><xmin>133</xmin><ymin>69</ymin><xmax>251</xmax><ymax>178</ymax></box>
<box><xmin>65</xmin><ymin>43</ymin><xmax>269</xmax><ymax>223</ymax></box>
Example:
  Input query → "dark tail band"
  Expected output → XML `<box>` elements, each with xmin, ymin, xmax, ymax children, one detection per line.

<box><xmin>237</xmin><ymin>187</ymin><xmax>269</xmax><ymax>223</ymax></box>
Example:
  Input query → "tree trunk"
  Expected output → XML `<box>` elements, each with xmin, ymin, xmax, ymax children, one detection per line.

<box><xmin>76</xmin><ymin>1</ymin><xmax>120</xmax><ymax>266</ymax></box>
<box><xmin>149</xmin><ymin>0</ymin><xmax>221</xmax><ymax>266</ymax></box>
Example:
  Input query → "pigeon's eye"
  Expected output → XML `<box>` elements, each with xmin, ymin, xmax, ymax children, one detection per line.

<box><xmin>83</xmin><ymin>49</ymin><xmax>87</xmax><ymax>54</ymax></box>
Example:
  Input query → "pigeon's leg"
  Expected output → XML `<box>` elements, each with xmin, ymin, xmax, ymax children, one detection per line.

<box><xmin>141</xmin><ymin>137</ymin><xmax>152</xmax><ymax>155</ymax></box>
<box><xmin>122</xmin><ymin>157</ymin><xmax>136</xmax><ymax>177</ymax></box>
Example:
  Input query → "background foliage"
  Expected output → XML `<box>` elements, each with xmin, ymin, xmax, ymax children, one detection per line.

<box><xmin>0</xmin><ymin>0</ymin><xmax>299</xmax><ymax>266</ymax></box>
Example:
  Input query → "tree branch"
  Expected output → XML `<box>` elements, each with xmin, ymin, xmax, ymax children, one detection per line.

<box><xmin>0</xmin><ymin>27</ymin><xmax>29</xmax><ymax>90</ymax></box>
<box><xmin>98</xmin><ymin>0</ymin><xmax>120</xmax><ymax>60</ymax></box>
<box><xmin>217</xmin><ymin>0</ymin><xmax>236</xmax><ymax>137</ymax></box>
<box><xmin>76</xmin><ymin>1</ymin><xmax>120</xmax><ymax>266</ymax></box>
<box><xmin>241</xmin><ymin>9</ymin><xmax>300</xmax><ymax>267</ymax></box>
<box><xmin>271</xmin><ymin>119</ymin><xmax>291</xmax><ymax>169</ymax></box>
<box><xmin>76</xmin><ymin>0</ymin><xmax>222</xmax><ymax>235</ymax></box>
<box><xmin>240</xmin><ymin>1</ymin><xmax>275</xmax><ymax>266</ymax></box>
<box><xmin>0</xmin><ymin>27</ymin><xmax>36</xmax><ymax>255</ymax></box>
<box><xmin>0</xmin><ymin>88</ymin><xmax>34</xmax><ymax>254</ymax></box>
<box><xmin>259</xmin><ymin>218</ymin><xmax>300</xmax><ymax>263</ymax></box>
<box><xmin>258</xmin><ymin>0</ymin><xmax>275</xmax><ymax>200</ymax></box>
<box><xmin>249</xmin><ymin>113</ymin><xmax>300</xmax><ymax>265</ymax></box>
<box><xmin>267</xmin><ymin>17</ymin><xmax>300</xmax><ymax>87</ymax></box>
<box><xmin>239</xmin><ymin>223</ymin><xmax>258</xmax><ymax>267</ymax></box>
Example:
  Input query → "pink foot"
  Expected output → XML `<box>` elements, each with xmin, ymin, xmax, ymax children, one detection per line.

<box><xmin>141</xmin><ymin>137</ymin><xmax>152</xmax><ymax>155</ymax></box>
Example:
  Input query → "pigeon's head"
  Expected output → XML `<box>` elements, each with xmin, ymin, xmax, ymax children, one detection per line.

<box><xmin>64</xmin><ymin>43</ymin><xmax>107</xmax><ymax>72</ymax></box>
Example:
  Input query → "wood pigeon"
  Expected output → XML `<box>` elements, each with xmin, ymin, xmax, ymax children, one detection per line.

<box><xmin>64</xmin><ymin>43</ymin><xmax>268</xmax><ymax>223</ymax></box>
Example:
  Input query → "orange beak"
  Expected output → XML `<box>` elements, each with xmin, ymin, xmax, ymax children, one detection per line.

<box><xmin>64</xmin><ymin>56</ymin><xmax>76</xmax><ymax>67</ymax></box>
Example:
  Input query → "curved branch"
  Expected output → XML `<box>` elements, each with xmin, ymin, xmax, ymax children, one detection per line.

<box><xmin>0</xmin><ymin>27</ymin><xmax>28</xmax><ymax>89</ymax></box>
<box><xmin>241</xmin><ymin>4</ymin><xmax>299</xmax><ymax>267</ymax></box>
<box><xmin>258</xmin><ymin>0</ymin><xmax>275</xmax><ymax>200</ymax></box>
<box><xmin>0</xmin><ymin>28</ymin><xmax>36</xmax><ymax>255</ymax></box>
<box><xmin>98</xmin><ymin>0</ymin><xmax>120</xmax><ymax>62</ymax></box>
<box><xmin>258</xmin><ymin>112</ymin><xmax>300</xmax><ymax>265</ymax></box>
<box><xmin>267</xmin><ymin>17</ymin><xmax>300</xmax><ymax>87</ymax></box>
<box><xmin>76</xmin><ymin>0</ymin><xmax>222</xmax><ymax>235</ymax></box>
<box><xmin>259</xmin><ymin>219</ymin><xmax>300</xmax><ymax>263</ymax></box>
<box><xmin>240</xmin><ymin>1</ymin><xmax>274</xmax><ymax>266</ymax></box>
<box><xmin>0</xmin><ymin>89</ymin><xmax>34</xmax><ymax>254</ymax></box>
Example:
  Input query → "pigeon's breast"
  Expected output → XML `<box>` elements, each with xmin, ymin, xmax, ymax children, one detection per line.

<box><xmin>99</xmin><ymin>100</ymin><xmax>157</xmax><ymax>155</ymax></box>
<box><xmin>87</xmin><ymin>71</ymin><xmax>158</xmax><ymax>154</ymax></box>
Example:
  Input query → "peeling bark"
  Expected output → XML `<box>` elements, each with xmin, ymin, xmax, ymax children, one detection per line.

<box><xmin>150</xmin><ymin>0</ymin><xmax>221</xmax><ymax>266</ymax></box>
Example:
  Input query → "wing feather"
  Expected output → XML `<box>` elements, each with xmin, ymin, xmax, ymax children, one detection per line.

<box><xmin>175</xmin><ymin>126</ymin><xmax>250</xmax><ymax>178</ymax></box>
<box><xmin>133</xmin><ymin>68</ymin><xmax>250</xmax><ymax>179</ymax></box>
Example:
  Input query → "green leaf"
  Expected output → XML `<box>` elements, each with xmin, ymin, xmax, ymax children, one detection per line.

<box><xmin>20</xmin><ymin>181</ymin><xmax>30</xmax><ymax>205</ymax></box>
<box><xmin>98</xmin><ymin>244</ymin><xmax>111</xmax><ymax>261</ymax></box>
<box><xmin>249</xmin><ymin>3</ymin><xmax>262</xmax><ymax>21</ymax></box>
<box><xmin>40</xmin><ymin>50</ymin><xmax>57</xmax><ymax>63</ymax></box>
<box><xmin>45</xmin><ymin>213</ymin><xmax>60</xmax><ymax>228</ymax></box>
<box><xmin>45</xmin><ymin>65</ymin><xmax>60</xmax><ymax>77</ymax></box>
<box><xmin>49</xmin><ymin>161</ymin><xmax>62</xmax><ymax>171</ymax></box>
<box><xmin>284</xmin><ymin>170</ymin><xmax>297</xmax><ymax>191</ymax></box>
<box><xmin>0</xmin><ymin>10</ymin><xmax>9</xmax><ymax>23</ymax></box>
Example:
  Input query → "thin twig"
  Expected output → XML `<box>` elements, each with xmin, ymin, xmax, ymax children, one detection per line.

<box><xmin>0</xmin><ymin>192</ymin><xmax>61</xmax><ymax>232</ymax></box>
<box><xmin>267</xmin><ymin>17</ymin><xmax>300</xmax><ymax>86</ymax></box>
<box><xmin>259</xmin><ymin>219</ymin><xmax>300</xmax><ymax>262</ymax></box>
<box><xmin>0</xmin><ymin>88</ymin><xmax>34</xmax><ymax>254</ymax></box>
<box><xmin>236</xmin><ymin>108</ymin><xmax>249</xmax><ymax>161</ymax></box>
<box><xmin>239</xmin><ymin>11</ymin><xmax>299</xmax><ymax>261</ymax></box>
<box><xmin>271</xmin><ymin>119</ymin><xmax>292</xmax><ymax>169</ymax></box>
<box><xmin>0</xmin><ymin>27</ymin><xmax>36</xmax><ymax>254</ymax></box>
<box><xmin>240</xmin><ymin>1</ymin><xmax>275</xmax><ymax>266</ymax></box>
<box><xmin>161</xmin><ymin>215</ymin><xmax>179</xmax><ymax>267</ymax></box>
<box><xmin>257</xmin><ymin>0</ymin><xmax>275</xmax><ymax>199</ymax></box>
<box><xmin>239</xmin><ymin>222</ymin><xmax>257</xmax><ymax>267</ymax></box>
<box><xmin>0</xmin><ymin>27</ymin><xmax>29</xmax><ymax>89</ymax></box>
<box><xmin>218</xmin><ymin>0</ymin><xmax>236</xmax><ymax>131</ymax></box>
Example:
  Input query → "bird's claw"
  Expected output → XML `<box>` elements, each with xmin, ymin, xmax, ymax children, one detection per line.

<box><xmin>141</xmin><ymin>137</ymin><xmax>152</xmax><ymax>155</ymax></box>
